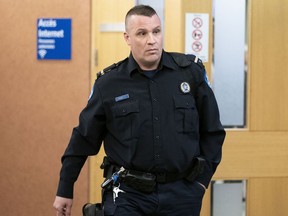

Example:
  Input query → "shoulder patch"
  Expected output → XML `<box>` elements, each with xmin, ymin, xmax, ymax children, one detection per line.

<box><xmin>97</xmin><ymin>58</ymin><xmax>127</xmax><ymax>79</ymax></box>
<box><xmin>186</xmin><ymin>54</ymin><xmax>204</xmax><ymax>69</ymax></box>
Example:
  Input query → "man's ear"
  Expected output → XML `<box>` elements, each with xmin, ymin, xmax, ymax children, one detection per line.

<box><xmin>124</xmin><ymin>32</ymin><xmax>130</xmax><ymax>45</ymax></box>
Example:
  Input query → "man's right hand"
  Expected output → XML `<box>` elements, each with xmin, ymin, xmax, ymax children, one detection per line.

<box><xmin>53</xmin><ymin>196</ymin><xmax>73</xmax><ymax>216</ymax></box>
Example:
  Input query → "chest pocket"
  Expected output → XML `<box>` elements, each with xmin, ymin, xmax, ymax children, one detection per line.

<box><xmin>110</xmin><ymin>100</ymin><xmax>140</xmax><ymax>140</ymax></box>
<box><xmin>174</xmin><ymin>94</ymin><xmax>199</xmax><ymax>133</ymax></box>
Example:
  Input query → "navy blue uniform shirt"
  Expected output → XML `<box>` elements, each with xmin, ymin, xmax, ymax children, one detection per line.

<box><xmin>56</xmin><ymin>51</ymin><xmax>226</xmax><ymax>198</ymax></box>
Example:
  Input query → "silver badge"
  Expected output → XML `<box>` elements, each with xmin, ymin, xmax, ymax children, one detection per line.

<box><xmin>180</xmin><ymin>82</ymin><xmax>190</xmax><ymax>93</ymax></box>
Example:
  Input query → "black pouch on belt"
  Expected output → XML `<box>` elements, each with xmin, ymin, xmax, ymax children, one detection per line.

<box><xmin>122</xmin><ymin>170</ymin><xmax>156</xmax><ymax>193</ymax></box>
<box><xmin>185</xmin><ymin>157</ymin><xmax>206</xmax><ymax>182</ymax></box>
<box><xmin>82</xmin><ymin>203</ymin><xmax>104</xmax><ymax>216</ymax></box>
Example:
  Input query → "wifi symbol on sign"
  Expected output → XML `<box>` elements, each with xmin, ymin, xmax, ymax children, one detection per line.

<box><xmin>38</xmin><ymin>49</ymin><xmax>47</xmax><ymax>58</ymax></box>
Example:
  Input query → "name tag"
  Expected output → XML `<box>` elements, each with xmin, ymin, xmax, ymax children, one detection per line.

<box><xmin>115</xmin><ymin>94</ymin><xmax>129</xmax><ymax>102</ymax></box>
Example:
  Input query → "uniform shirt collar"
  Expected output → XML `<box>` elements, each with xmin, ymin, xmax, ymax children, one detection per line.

<box><xmin>127</xmin><ymin>50</ymin><xmax>178</xmax><ymax>76</ymax></box>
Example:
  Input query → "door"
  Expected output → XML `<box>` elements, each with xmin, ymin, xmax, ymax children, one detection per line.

<box><xmin>89</xmin><ymin>0</ymin><xmax>134</xmax><ymax>202</ymax></box>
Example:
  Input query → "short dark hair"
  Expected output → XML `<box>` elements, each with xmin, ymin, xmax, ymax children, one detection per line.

<box><xmin>125</xmin><ymin>5</ymin><xmax>157</xmax><ymax>26</ymax></box>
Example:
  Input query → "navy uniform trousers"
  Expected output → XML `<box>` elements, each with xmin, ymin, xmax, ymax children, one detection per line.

<box><xmin>103</xmin><ymin>179</ymin><xmax>205</xmax><ymax>216</ymax></box>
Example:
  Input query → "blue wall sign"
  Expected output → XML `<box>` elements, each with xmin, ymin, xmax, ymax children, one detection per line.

<box><xmin>37</xmin><ymin>18</ymin><xmax>71</xmax><ymax>60</ymax></box>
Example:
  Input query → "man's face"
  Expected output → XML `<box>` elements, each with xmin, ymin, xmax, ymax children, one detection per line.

<box><xmin>124</xmin><ymin>14</ymin><xmax>163</xmax><ymax>70</ymax></box>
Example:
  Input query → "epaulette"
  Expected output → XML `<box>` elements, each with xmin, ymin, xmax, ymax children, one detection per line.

<box><xmin>96</xmin><ymin>58</ymin><xmax>127</xmax><ymax>79</ymax></box>
<box><xmin>170</xmin><ymin>52</ymin><xmax>204</xmax><ymax>69</ymax></box>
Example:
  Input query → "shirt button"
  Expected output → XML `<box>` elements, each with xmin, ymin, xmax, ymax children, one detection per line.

<box><xmin>155</xmin><ymin>154</ymin><xmax>161</xmax><ymax>159</ymax></box>
<box><xmin>155</xmin><ymin>135</ymin><xmax>160</xmax><ymax>139</ymax></box>
<box><xmin>154</xmin><ymin>117</ymin><xmax>159</xmax><ymax>121</ymax></box>
<box><xmin>153</xmin><ymin>98</ymin><xmax>157</xmax><ymax>102</ymax></box>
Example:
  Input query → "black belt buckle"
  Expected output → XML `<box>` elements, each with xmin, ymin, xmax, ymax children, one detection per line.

<box><xmin>82</xmin><ymin>203</ymin><xmax>104</xmax><ymax>216</ymax></box>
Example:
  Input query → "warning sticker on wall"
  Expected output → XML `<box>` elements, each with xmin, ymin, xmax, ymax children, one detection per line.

<box><xmin>185</xmin><ymin>13</ymin><xmax>209</xmax><ymax>62</ymax></box>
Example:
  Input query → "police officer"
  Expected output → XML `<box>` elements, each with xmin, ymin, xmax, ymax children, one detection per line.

<box><xmin>53</xmin><ymin>5</ymin><xmax>225</xmax><ymax>216</ymax></box>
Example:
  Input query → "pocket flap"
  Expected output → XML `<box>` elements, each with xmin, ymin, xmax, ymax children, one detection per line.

<box><xmin>112</xmin><ymin>100</ymin><xmax>139</xmax><ymax>117</ymax></box>
<box><xmin>174</xmin><ymin>95</ymin><xmax>194</xmax><ymax>109</ymax></box>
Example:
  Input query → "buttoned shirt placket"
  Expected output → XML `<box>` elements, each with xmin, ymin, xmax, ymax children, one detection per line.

<box><xmin>148</xmin><ymin>76</ymin><xmax>162</xmax><ymax>168</ymax></box>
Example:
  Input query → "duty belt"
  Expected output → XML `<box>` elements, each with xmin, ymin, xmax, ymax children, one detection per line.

<box><xmin>101</xmin><ymin>156</ymin><xmax>205</xmax><ymax>193</ymax></box>
<box><xmin>154</xmin><ymin>169</ymin><xmax>192</xmax><ymax>183</ymax></box>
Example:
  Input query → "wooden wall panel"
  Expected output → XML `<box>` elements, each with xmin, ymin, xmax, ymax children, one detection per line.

<box><xmin>164</xmin><ymin>0</ymin><xmax>182</xmax><ymax>53</ymax></box>
<box><xmin>250</xmin><ymin>0</ymin><xmax>288</xmax><ymax>130</ymax></box>
<box><xmin>0</xmin><ymin>1</ymin><xmax>91</xmax><ymax>215</ymax></box>
<box><xmin>248</xmin><ymin>177</ymin><xmax>288</xmax><ymax>216</ymax></box>
<box><xmin>214</xmin><ymin>131</ymin><xmax>288</xmax><ymax>179</ymax></box>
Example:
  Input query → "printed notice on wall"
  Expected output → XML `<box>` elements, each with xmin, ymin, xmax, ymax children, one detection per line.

<box><xmin>185</xmin><ymin>13</ymin><xmax>209</xmax><ymax>62</ymax></box>
<box><xmin>37</xmin><ymin>18</ymin><xmax>71</xmax><ymax>60</ymax></box>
